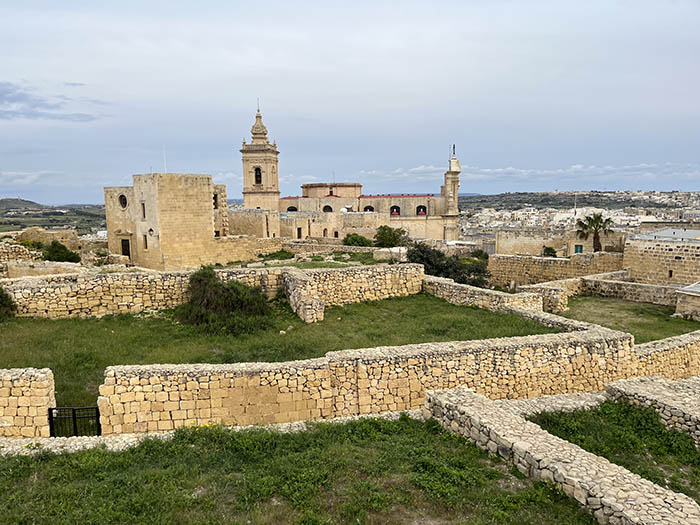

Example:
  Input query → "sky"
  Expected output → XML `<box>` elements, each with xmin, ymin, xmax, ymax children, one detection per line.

<box><xmin>0</xmin><ymin>1</ymin><xmax>699</xmax><ymax>204</ymax></box>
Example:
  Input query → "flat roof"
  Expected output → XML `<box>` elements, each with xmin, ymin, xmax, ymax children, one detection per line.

<box><xmin>634</xmin><ymin>227</ymin><xmax>700</xmax><ymax>241</ymax></box>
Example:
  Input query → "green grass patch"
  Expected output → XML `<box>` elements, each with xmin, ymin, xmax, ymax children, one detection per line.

<box><xmin>0</xmin><ymin>416</ymin><xmax>594</xmax><ymax>524</ymax></box>
<box><xmin>531</xmin><ymin>401</ymin><xmax>700</xmax><ymax>503</ymax></box>
<box><xmin>0</xmin><ymin>293</ymin><xmax>559</xmax><ymax>406</ymax></box>
<box><xmin>563</xmin><ymin>296</ymin><xmax>700</xmax><ymax>343</ymax></box>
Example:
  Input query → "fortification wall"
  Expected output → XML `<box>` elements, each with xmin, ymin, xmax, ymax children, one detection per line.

<box><xmin>676</xmin><ymin>291</ymin><xmax>700</xmax><ymax>321</ymax></box>
<box><xmin>0</xmin><ymin>368</ymin><xmax>55</xmax><ymax>438</ymax></box>
<box><xmin>422</xmin><ymin>275</ymin><xmax>542</xmax><ymax>311</ymax></box>
<box><xmin>488</xmin><ymin>252</ymin><xmax>623</xmax><ymax>287</ymax></box>
<box><xmin>0</xmin><ymin>242</ymin><xmax>43</xmax><ymax>263</ymax></box>
<box><xmin>623</xmin><ymin>238</ymin><xmax>700</xmax><ymax>285</ymax></box>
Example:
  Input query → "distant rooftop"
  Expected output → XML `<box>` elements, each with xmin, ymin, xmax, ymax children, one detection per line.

<box><xmin>679</xmin><ymin>282</ymin><xmax>700</xmax><ymax>295</ymax></box>
<box><xmin>634</xmin><ymin>227</ymin><xmax>700</xmax><ymax>241</ymax></box>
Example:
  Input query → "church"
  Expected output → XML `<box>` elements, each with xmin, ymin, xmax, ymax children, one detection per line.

<box><xmin>230</xmin><ymin>109</ymin><xmax>462</xmax><ymax>241</ymax></box>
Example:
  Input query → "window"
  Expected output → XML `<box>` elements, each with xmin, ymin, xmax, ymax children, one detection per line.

<box><xmin>323</xmin><ymin>205</ymin><xmax>333</xmax><ymax>212</ymax></box>
<box><xmin>118</xmin><ymin>194</ymin><xmax>128</xmax><ymax>209</ymax></box>
<box><xmin>141</xmin><ymin>203</ymin><xmax>146</xmax><ymax>220</ymax></box>
<box><xmin>390</xmin><ymin>205</ymin><xmax>400</xmax><ymax>216</ymax></box>
<box><xmin>334</xmin><ymin>231</ymin><xmax>339</xmax><ymax>238</ymax></box>
<box><xmin>286</xmin><ymin>206</ymin><xmax>298</xmax><ymax>212</ymax></box>
<box><xmin>213</xmin><ymin>194</ymin><xmax>219</xmax><ymax>209</ymax></box>
<box><xmin>363</xmin><ymin>205</ymin><xmax>374</xmax><ymax>212</ymax></box>
<box><xmin>214</xmin><ymin>230</ymin><xmax>220</xmax><ymax>238</ymax></box>
<box><xmin>297</xmin><ymin>227</ymin><xmax>302</xmax><ymax>239</ymax></box>
<box><xmin>254</xmin><ymin>167</ymin><xmax>262</xmax><ymax>185</ymax></box>
<box><xmin>143</xmin><ymin>234</ymin><xmax>148</xmax><ymax>250</ymax></box>
<box><xmin>574</xmin><ymin>244</ymin><xmax>583</xmax><ymax>254</ymax></box>
<box><xmin>329</xmin><ymin>188</ymin><xmax>334</xmax><ymax>196</ymax></box>
<box><xmin>323</xmin><ymin>228</ymin><xmax>328</xmax><ymax>237</ymax></box>
<box><xmin>669</xmin><ymin>270</ymin><xmax>673</xmax><ymax>278</ymax></box>
<box><xmin>416</xmin><ymin>205</ymin><xmax>427</xmax><ymax>216</ymax></box>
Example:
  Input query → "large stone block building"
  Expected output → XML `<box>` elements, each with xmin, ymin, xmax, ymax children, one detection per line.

<box><xmin>231</xmin><ymin>109</ymin><xmax>462</xmax><ymax>241</ymax></box>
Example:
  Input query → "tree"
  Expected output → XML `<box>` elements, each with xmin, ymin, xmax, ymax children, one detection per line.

<box><xmin>374</xmin><ymin>225</ymin><xmax>409</xmax><ymax>248</ymax></box>
<box><xmin>542</xmin><ymin>246</ymin><xmax>557</xmax><ymax>258</ymax></box>
<box><xmin>407</xmin><ymin>243</ymin><xmax>489</xmax><ymax>287</ymax></box>
<box><xmin>343</xmin><ymin>233</ymin><xmax>373</xmax><ymax>247</ymax></box>
<box><xmin>0</xmin><ymin>287</ymin><xmax>17</xmax><ymax>322</ymax></box>
<box><xmin>43</xmin><ymin>241</ymin><xmax>81</xmax><ymax>262</ymax></box>
<box><xmin>575</xmin><ymin>213</ymin><xmax>613</xmax><ymax>252</ymax></box>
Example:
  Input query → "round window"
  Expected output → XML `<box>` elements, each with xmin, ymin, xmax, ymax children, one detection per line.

<box><xmin>118</xmin><ymin>194</ymin><xmax>128</xmax><ymax>209</ymax></box>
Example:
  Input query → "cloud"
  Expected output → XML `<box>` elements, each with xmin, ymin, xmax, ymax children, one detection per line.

<box><xmin>0</xmin><ymin>170</ymin><xmax>59</xmax><ymax>185</ymax></box>
<box><xmin>0</xmin><ymin>81</ymin><xmax>101</xmax><ymax>121</ymax></box>
<box><xmin>63</xmin><ymin>82</ymin><xmax>86</xmax><ymax>87</ymax></box>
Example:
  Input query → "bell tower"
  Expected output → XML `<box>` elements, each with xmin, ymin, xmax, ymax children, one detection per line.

<box><xmin>241</xmin><ymin>108</ymin><xmax>280</xmax><ymax>210</ymax></box>
<box><xmin>442</xmin><ymin>144</ymin><xmax>461</xmax><ymax>216</ymax></box>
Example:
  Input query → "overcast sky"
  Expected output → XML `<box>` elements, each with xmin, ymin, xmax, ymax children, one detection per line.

<box><xmin>1</xmin><ymin>1</ymin><xmax>699</xmax><ymax>204</ymax></box>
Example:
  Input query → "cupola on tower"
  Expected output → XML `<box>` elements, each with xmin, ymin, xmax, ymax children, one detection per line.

<box><xmin>241</xmin><ymin>109</ymin><xmax>280</xmax><ymax>210</ymax></box>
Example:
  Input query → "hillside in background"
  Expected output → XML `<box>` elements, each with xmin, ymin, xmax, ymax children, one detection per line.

<box><xmin>0</xmin><ymin>198</ymin><xmax>45</xmax><ymax>211</ymax></box>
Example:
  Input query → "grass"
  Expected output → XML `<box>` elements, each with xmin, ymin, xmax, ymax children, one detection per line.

<box><xmin>0</xmin><ymin>293</ymin><xmax>559</xmax><ymax>407</ymax></box>
<box><xmin>563</xmin><ymin>295</ymin><xmax>700</xmax><ymax>343</ymax></box>
<box><xmin>0</xmin><ymin>416</ymin><xmax>594</xmax><ymax>524</ymax></box>
<box><xmin>531</xmin><ymin>401</ymin><xmax>700</xmax><ymax>503</ymax></box>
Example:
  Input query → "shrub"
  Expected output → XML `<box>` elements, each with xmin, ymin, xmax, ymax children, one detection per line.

<box><xmin>407</xmin><ymin>244</ymin><xmax>489</xmax><ymax>287</ymax></box>
<box><xmin>42</xmin><ymin>241</ymin><xmax>80</xmax><ymax>262</ymax></box>
<box><xmin>374</xmin><ymin>226</ymin><xmax>409</xmax><ymax>248</ymax></box>
<box><xmin>174</xmin><ymin>267</ymin><xmax>272</xmax><ymax>335</ymax></box>
<box><xmin>343</xmin><ymin>233</ymin><xmax>372</xmax><ymax>247</ymax></box>
<box><xmin>259</xmin><ymin>250</ymin><xmax>294</xmax><ymax>261</ymax></box>
<box><xmin>0</xmin><ymin>287</ymin><xmax>17</xmax><ymax>321</ymax></box>
<box><xmin>542</xmin><ymin>246</ymin><xmax>557</xmax><ymax>257</ymax></box>
<box><xmin>18</xmin><ymin>239</ymin><xmax>44</xmax><ymax>251</ymax></box>
<box><xmin>468</xmin><ymin>249</ymin><xmax>489</xmax><ymax>261</ymax></box>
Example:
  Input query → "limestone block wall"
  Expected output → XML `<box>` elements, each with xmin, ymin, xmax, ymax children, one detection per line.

<box><xmin>98</xmin><ymin>327</ymin><xmax>639</xmax><ymax>435</ymax></box>
<box><xmin>488</xmin><ymin>252</ymin><xmax>624</xmax><ymax>287</ymax></box>
<box><xmin>676</xmin><ymin>291</ymin><xmax>700</xmax><ymax>321</ymax></box>
<box><xmin>282</xmin><ymin>269</ymin><xmax>325</xmax><ymax>322</ymax></box>
<box><xmin>5</xmin><ymin>261</ymin><xmax>88</xmax><ymax>278</ymax></box>
<box><xmin>623</xmin><ymin>238</ymin><xmax>700</xmax><ymax>285</ymax></box>
<box><xmin>581</xmin><ymin>277</ymin><xmax>681</xmax><ymax>307</ymax></box>
<box><xmin>635</xmin><ymin>331</ymin><xmax>700</xmax><ymax>380</ymax></box>
<box><xmin>422</xmin><ymin>275</ymin><xmax>543</xmax><ymax>312</ymax></box>
<box><xmin>0</xmin><ymin>242</ymin><xmax>43</xmax><ymax>263</ymax></box>
<box><xmin>519</xmin><ymin>277</ymin><xmax>588</xmax><ymax>313</ymax></box>
<box><xmin>282</xmin><ymin>242</ymin><xmax>376</xmax><ymax>255</ymax></box>
<box><xmin>0</xmin><ymin>368</ymin><xmax>55</xmax><ymax>438</ymax></box>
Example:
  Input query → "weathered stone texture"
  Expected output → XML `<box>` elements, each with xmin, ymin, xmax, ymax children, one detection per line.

<box><xmin>488</xmin><ymin>252</ymin><xmax>624</xmax><ymax>287</ymax></box>
<box><xmin>635</xmin><ymin>330</ymin><xmax>700</xmax><ymax>379</ymax></box>
<box><xmin>0</xmin><ymin>368</ymin><xmax>55</xmax><ymax>438</ymax></box>
<box><xmin>0</xmin><ymin>242</ymin><xmax>43</xmax><ymax>263</ymax></box>
<box><xmin>426</xmin><ymin>387</ymin><xmax>700</xmax><ymax>524</ymax></box>
<box><xmin>422</xmin><ymin>275</ymin><xmax>543</xmax><ymax>312</ymax></box>
<box><xmin>676</xmin><ymin>290</ymin><xmax>700</xmax><ymax>321</ymax></box>
<box><xmin>623</xmin><ymin>238</ymin><xmax>700</xmax><ymax>285</ymax></box>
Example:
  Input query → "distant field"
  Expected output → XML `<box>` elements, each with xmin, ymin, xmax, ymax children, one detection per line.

<box><xmin>0</xmin><ymin>204</ymin><xmax>106</xmax><ymax>234</ymax></box>
<box><xmin>563</xmin><ymin>296</ymin><xmax>700</xmax><ymax>343</ymax></box>
<box><xmin>0</xmin><ymin>417</ymin><xmax>594</xmax><ymax>524</ymax></box>
<box><xmin>458</xmin><ymin>192</ymin><xmax>683</xmax><ymax>210</ymax></box>
<box><xmin>0</xmin><ymin>293</ymin><xmax>559</xmax><ymax>406</ymax></box>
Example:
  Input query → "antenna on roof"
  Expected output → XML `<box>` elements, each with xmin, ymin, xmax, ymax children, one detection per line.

<box><xmin>257</xmin><ymin>97</ymin><xmax>260</xmax><ymax>112</ymax></box>
<box><xmin>162</xmin><ymin>145</ymin><xmax>167</xmax><ymax>174</ymax></box>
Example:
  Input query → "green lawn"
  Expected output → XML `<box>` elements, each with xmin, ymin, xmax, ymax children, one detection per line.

<box><xmin>563</xmin><ymin>296</ymin><xmax>700</xmax><ymax>343</ymax></box>
<box><xmin>0</xmin><ymin>416</ymin><xmax>594</xmax><ymax>524</ymax></box>
<box><xmin>0</xmin><ymin>293</ymin><xmax>558</xmax><ymax>407</ymax></box>
<box><xmin>531</xmin><ymin>401</ymin><xmax>700</xmax><ymax>504</ymax></box>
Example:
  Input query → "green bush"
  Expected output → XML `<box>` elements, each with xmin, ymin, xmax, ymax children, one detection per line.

<box><xmin>407</xmin><ymin>244</ymin><xmax>489</xmax><ymax>287</ymax></box>
<box><xmin>542</xmin><ymin>246</ymin><xmax>557</xmax><ymax>257</ymax></box>
<box><xmin>259</xmin><ymin>249</ymin><xmax>294</xmax><ymax>261</ymax></box>
<box><xmin>0</xmin><ymin>287</ymin><xmax>17</xmax><ymax>321</ymax></box>
<box><xmin>374</xmin><ymin>225</ymin><xmax>409</xmax><ymax>248</ymax></box>
<box><xmin>174</xmin><ymin>267</ymin><xmax>272</xmax><ymax>335</ymax></box>
<box><xmin>42</xmin><ymin>241</ymin><xmax>80</xmax><ymax>262</ymax></box>
<box><xmin>343</xmin><ymin>233</ymin><xmax>373</xmax><ymax>247</ymax></box>
<box><xmin>469</xmin><ymin>249</ymin><xmax>489</xmax><ymax>261</ymax></box>
<box><xmin>18</xmin><ymin>239</ymin><xmax>44</xmax><ymax>251</ymax></box>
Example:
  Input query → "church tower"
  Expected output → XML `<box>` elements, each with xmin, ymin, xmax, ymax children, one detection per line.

<box><xmin>241</xmin><ymin>109</ymin><xmax>280</xmax><ymax>210</ymax></box>
<box><xmin>442</xmin><ymin>145</ymin><xmax>461</xmax><ymax>216</ymax></box>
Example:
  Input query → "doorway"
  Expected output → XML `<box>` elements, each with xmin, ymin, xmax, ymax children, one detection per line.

<box><xmin>121</xmin><ymin>238</ymin><xmax>131</xmax><ymax>259</ymax></box>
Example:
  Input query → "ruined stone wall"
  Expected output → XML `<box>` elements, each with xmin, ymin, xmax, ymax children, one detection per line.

<box><xmin>4</xmin><ymin>261</ymin><xmax>88</xmax><ymax>278</ymax></box>
<box><xmin>98</xmin><ymin>327</ymin><xmax>638</xmax><ymax>435</ymax></box>
<box><xmin>0</xmin><ymin>368</ymin><xmax>55</xmax><ymax>438</ymax></box>
<box><xmin>623</xmin><ymin>238</ymin><xmax>700</xmax><ymax>285</ymax></box>
<box><xmin>581</xmin><ymin>277</ymin><xmax>681</xmax><ymax>306</ymax></box>
<box><xmin>422</xmin><ymin>276</ymin><xmax>543</xmax><ymax>312</ymax></box>
<box><xmin>676</xmin><ymin>291</ymin><xmax>700</xmax><ymax>321</ymax></box>
<box><xmin>0</xmin><ymin>242</ymin><xmax>43</xmax><ymax>263</ymax></box>
<box><xmin>635</xmin><ymin>331</ymin><xmax>700</xmax><ymax>380</ymax></box>
<box><xmin>488</xmin><ymin>252</ymin><xmax>624</xmax><ymax>287</ymax></box>
<box><xmin>17</xmin><ymin>227</ymin><xmax>80</xmax><ymax>250</ymax></box>
<box><xmin>282</xmin><ymin>242</ymin><xmax>376</xmax><ymax>255</ymax></box>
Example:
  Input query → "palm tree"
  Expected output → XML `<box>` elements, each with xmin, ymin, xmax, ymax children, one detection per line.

<box><xmin>576</xmin><ymin>213</ymin><xmax>613</xmax><ymax>252</ymax></box>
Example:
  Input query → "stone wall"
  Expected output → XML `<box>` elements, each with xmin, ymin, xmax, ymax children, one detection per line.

<box><xmin>426</xmin><ymin>386</ymin><xmax>700</xmax><ymax>524</ymax></box>
<box><xmin>676</xmin><ymin>290</ymin><xmax>700</xmax><ymax>321</ymax></box>
<box><xmin>488</xmin><ymin>252</ymin><xmax>624</xmax><ymax>287</ymax></box>
<box><xmin>0</xmin><ymin>368</ymin><xmax>55</xmax><ymax>438</ymax></box>
<box><xmin>17</xmin><ymin>227</ymin><xmax>80</xmax><ymax>250</ymax></box>
<box><xmin>0</xmin><ymin>242</ymin><xmax>43</xmax><ymax>263</ymax></box>
<box><xmin>635</xmin><ymin>330</ymin><xmax>700</xmax><ymax>379</ymax></box>
<box><xmin>422</xmin><ymin>275</ymin><xmax>543</xmax><ymax>312</ymax></box>
<box><xmin>582</xmin><ymin>277</ymin><xmax>681</xmax><ymax>307</ymax></box>
<box><xmin>623</xmin><ymin>238</ymin><xmax>700</xmax><ymax>285</ymax></box>
<box><xmin>282</xmin><ymin>241</ymin><xmax>376</xmax><ymax>255</ymax></box>
<box><xmin>4</xmin><ymin>261</ymin><xmax>88</xmax><ymax>278</ymax></box>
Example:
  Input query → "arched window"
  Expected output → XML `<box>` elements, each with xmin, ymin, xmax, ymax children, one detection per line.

<box><xmin>323</xmin><ymin>228</ymin><xmax>328</xmax><ymax>237</ymax></box>
<box><xmin>363</xmin><ymin>205</ymin><xmax>374</xmax><ymax>212</ymax></box>
<box><xmin>390</xmin><ymin>205</ymin><xmax>400</xmax><ymax>216</ymax></box>
<box><xmin>416</xmin><ymin>205</ymin><xmax>427</xmax><ymax>216</ymax></box>
<box><xmin>322</xmin><ymin>205</ymin><xmax>333</xmax><ymax>212</ymax></box>
<box><xmin>254</xmin><ymin>167</ymin><xmax>262</xmax><ymax>185</ymax></box>
<box><xmin>286</xmin><ymin>206</ymin><xmax>298</xmax><ymax>212</ymax></box>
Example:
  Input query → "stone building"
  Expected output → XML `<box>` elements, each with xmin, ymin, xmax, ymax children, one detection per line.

<box><xmin>231</xmin><ymin>109</ymin><xmax>462</xmax><ymax>241</ymax></box>
<box><xmin>104</xmin><ymin>173</ymin><xmax>278</xmax><ymax>270</ymax></box>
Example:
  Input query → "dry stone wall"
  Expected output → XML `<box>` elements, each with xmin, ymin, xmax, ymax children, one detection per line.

<box><xmin>282</xmin><ymin>241</ymin><xmax>376</xmax><ymax>255</ymax></box>
<box><xmin>422</xmin><ymin>275</ymin><xmax>543</xmax><ymax>312</ymax></box>
<box><xmin>488</xmin><ymin>252</ymin><xmax>624</xmax><ymax>287</ymax></box>
<box><xmin>0</xmin><ymin>242</ymin><xmax>42</xmax><ymax>263</ymax></box>
<box><xmin>0</xmin><ymin>368</ymin><xmax>55</xmax><ymax>438</ymax></box>
<box><xmin>581</xmin><ymin>277</ymin><xmax>681</xmax><ymax>307</ymax></box>
<box><xmin>623</xmin><ymin>238</ymin><xmax>700</xmax><ymax>285</ymax></box>
<box><xmin>635</xmin><ymin>330</ymin><xmax>700</xmax><ymax>379</ymax></box>
<box><xmin>427</xmin><ymin>387</ymin><xmax>700</xmax><ymax>524</ymax></box>
<box><xmin>676</xmin><ymin>290</ymin><xmax>700</xmax><ymax>321</ymax></box>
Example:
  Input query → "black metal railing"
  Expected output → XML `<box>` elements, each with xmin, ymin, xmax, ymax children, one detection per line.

<box><xmin>48</xmin><ymin>407</ymin><xmax>101</xmax><ymax>437</ymax></box>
